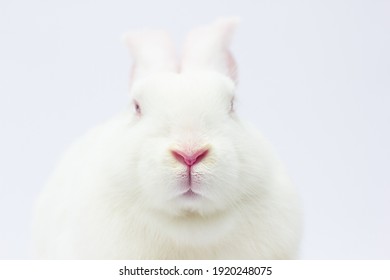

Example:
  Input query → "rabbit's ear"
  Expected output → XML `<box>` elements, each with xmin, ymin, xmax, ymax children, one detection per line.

<box><xmin>123</xmin><ymin>30</ymin><xmax>178</xmax><ymax>83</ymax></box>
<box><xmin>180</xmin><ymin>17</ymin><xmax>239</xmax><ymax>83</ymax></box>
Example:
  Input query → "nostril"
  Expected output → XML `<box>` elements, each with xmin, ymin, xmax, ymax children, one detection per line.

<box><xmin>192</xmin><ymin>149</ymin><xmax>208</xmax><ymax>165</ymax></box>
<box><xmin>172</xmin><ymin>150</ymin><xmax>187</xmax><ymax>166</ymax></box>
<box><xmin>171</xmin><ymin>149</ymin><xmax>209</xmax><ymax>167</ymax></box>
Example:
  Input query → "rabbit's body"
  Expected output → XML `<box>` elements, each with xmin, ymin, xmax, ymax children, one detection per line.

<box><xmin>33</xmin><ymin>19</ymin><xmax>301</xmax><ymax>259</ymax></box>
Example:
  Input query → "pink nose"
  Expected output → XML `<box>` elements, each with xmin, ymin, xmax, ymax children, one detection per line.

<box><xmin>171</xmin><ymin>149</ymin><xmax>209</xmax><ymax>167</ymax></box>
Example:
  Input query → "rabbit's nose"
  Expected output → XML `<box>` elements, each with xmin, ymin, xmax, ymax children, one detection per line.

<box><xmin>171</xmin><ymin>149</ymin><xmax>209</xmax><ymax>167</ymax></box>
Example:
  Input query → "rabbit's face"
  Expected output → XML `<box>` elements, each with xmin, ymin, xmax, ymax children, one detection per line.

<box><xmin>130</xmin><ymin>72</ymin><xmax>247</xmax><ymax>217</ymax></box>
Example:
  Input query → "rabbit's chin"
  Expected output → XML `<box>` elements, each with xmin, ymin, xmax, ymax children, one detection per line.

<box><xmin>173</xmin><ymin>190</ymin><xmax>212</xmax><ymax>215</ymax></box>
<box><xmin>147</xmin><ymin>196</ymin><xmax>239</xmax><ymax>247</ymax></box>
<box><xmin>162</xmin><ymin>191</ymin><xmax>217</xmax><ymax>217</ymax></box>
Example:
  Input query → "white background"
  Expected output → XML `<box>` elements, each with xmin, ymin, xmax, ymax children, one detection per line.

<box><xmin>0</xmin><ymin>0</ymin><xmax>389</xmax><ymax>259</ymax></box>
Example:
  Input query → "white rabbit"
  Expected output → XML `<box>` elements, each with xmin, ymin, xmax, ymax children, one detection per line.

<box><xmin>32</xmin><ymin>18</ymin><xmax>301</xmax><ymax>259</ymax></box>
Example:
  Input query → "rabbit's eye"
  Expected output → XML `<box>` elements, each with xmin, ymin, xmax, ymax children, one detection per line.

<box><xmin>133</xmin><ymin>100</ymin><xmax>141</xmax><ymax>115</ymax></box>
<box><xmin>229</xmin><ymin>98</ymin><xmax>234</xmax><ymax>113</ymax></box>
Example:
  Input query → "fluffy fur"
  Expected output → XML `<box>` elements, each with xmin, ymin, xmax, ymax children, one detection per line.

<box><xmin>32</xmin><ymin>18</ymin><xmax>301</xmax><ymax>259</ymax></box>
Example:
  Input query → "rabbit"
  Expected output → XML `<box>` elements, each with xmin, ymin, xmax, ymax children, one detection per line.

<box><xmin>32</xmin><ymin>17</ymin><xmax>301</xmax><ymax>259</ymax></box>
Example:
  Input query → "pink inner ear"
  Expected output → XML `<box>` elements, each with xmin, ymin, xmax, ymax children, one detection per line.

<box><xmin>225</xmin><ymin>50</ymin><xmax>238</xmax><ymax>83</ymax></box>
<box><xmin>124</xmin><ymin>18</ymin><xmax>238</xmax><ymax>86</ymax></box>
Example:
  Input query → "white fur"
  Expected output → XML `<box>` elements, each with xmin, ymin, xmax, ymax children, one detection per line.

<box><xmin>32</xmin><ymin>18</ymin><xmax>301</xmax><ymax>259</ymax></box>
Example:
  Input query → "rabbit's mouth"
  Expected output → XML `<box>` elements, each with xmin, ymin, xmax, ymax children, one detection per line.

<box><xmin>182</xmin><ymin>189</ymin><xmax>200</xmax><ymax>198</ymax></box>
<box><xmin>174</xmin><ymin>173</ymin><xmax>206</xmax><ymax>201</ymax></box>
<box><xmin>177</xmin><ymin>169</ymin><xmax>205</xmax><ymax>195</ymax></box>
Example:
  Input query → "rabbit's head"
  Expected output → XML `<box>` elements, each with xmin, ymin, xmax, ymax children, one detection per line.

<box><xmin>122</xmin><ymin>18</ymin><xmax>259</xmax><ymax>219</ymax></box>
